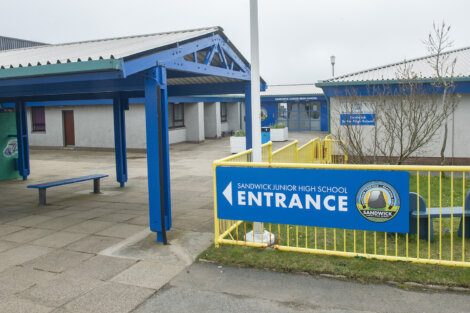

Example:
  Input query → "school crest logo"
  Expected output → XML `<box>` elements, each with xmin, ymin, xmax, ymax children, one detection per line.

<box><xmin>3</xmin><ymin>139</ymin><xmax>18</xmax><ymax>158</ymax></box>
<box><xmin>356</xmin><ymin>181</ymin><xmax>400</xmax><ymax>223</ymax></box>
<box><xmin>261</xmin><ymin>107</ymin><xmax>268</xmax><ymax>121</ymax></box>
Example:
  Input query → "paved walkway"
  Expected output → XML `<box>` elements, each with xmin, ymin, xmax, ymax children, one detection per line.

<box><xmin>2</xmin><ymin>132</ymin><xmax>466</xmax><ymax>313</ymax></box>
<box><xmin>135</xmin><ymin>262</ymin><xmax>470</xmax><ymax>313</ymax></box>
<box><xmin>0</xmin><ymin>133</ymin><xmax>320</xmax><ymax>313</ymax></box>
<box><xmin>0</xmin><ymin>137</ymin><xmax>237</xmax><ymax>313</ymax></box>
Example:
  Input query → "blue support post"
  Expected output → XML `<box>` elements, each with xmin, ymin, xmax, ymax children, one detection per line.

<box><xmin>144</xmin><ymin>66</ymin><xmax>172</xmax><ymax>243</ymax></box>
<box><xmin>320</xmin><ymin>100</ymin><xmax>329</xmax><ymax>132</ymax></box>
<box><xmin>15</xmin><ymin>100</ymin><xmax>30</xmax><ymax>180</ymax></box>
<box><xmin>113</xmin><ymin>96</ymin><xmax>128</xmax><ymax>187</ymax></box>
<box><xmin>244</xmin><ymin>82</ymin><xmax>252</xmax><ymax>149</ymax></box>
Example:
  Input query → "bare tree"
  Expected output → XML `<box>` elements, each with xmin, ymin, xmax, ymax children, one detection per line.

<box><xmin>423</xmin><ymin>21</ymin><xmax>459</xmax><ymax>164</ymax></box>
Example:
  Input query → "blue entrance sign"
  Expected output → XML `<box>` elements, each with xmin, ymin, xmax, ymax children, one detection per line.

<box><xmin>216</xmin><ymin>167</ymin><xmax>410</xmax><ymax>233</ymax></box>
<box><xmin>340</xmin><ymin>113</ymin><xmax>375</xmax><ymax>126</ymax></box>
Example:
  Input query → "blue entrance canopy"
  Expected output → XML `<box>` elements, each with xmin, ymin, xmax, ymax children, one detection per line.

<box><xmin>0</xmin><ymin>26</ymin><xmax>266</xmax><ymax>243</ymax></box>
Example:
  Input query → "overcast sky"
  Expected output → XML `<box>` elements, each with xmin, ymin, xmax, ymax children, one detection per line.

<box><xmin>1</xmin><ymin>0</ymin><xmax>468</xmax><ymax>85</ymax></box>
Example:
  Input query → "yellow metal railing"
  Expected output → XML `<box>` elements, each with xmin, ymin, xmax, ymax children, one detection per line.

<box><xmin>213</xmin><ymin>136</ymin><xmax>470</xmax><ymax>268</ymax></box>
<box><xmin>272</xmin><ymin>140</ymin><xmax>299</xmax><ymax>163</ymax></box>
<box><xmin>297</xmin><ymin>138</ymin><xmax>322</xmax><ymax>163</ymax></box>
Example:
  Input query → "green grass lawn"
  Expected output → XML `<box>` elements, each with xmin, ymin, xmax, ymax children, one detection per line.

<box><xmin>204</xmin><ymin>172</ymin><xmax>470</xmax><ymax>287</ymax></box>
<box><xmin>200</xmin><ymin>245</ymin><xmax>470</xmax><ymax>288</ymax></box>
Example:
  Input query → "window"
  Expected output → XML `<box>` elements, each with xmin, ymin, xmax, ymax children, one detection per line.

<box><xmin>31</xmin><ymin>107</ymin><xmax>46</xmax><ymax>132</ymax></box>
<box><xmin>168</xmin><ymin>103</ymin><xmax>184</xmax><ymax>128</ymax></box>
<box><xmin>220</xmin><ymin>103</ymin><xmax>228</xmax><ymax>122</ymax></box>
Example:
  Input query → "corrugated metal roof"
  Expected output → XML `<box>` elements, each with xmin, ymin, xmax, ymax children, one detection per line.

<box><xmin>262</xmin><ymin>84</ymin><xmax>323</xmax><ymax>96</ymax></box>
<box><xmin>168</xmin><ymin>76</ymin><xmax>239</xmax><ymax>86</ymax></box>
<box><xmin>0</xmin><ymin>36</ymin><xmax>45</xmax><ymax>51</ymax></box>
<box><xmin>318</xmin><ymin>46</ymin><xmax>470</xmax><ymax>85</ymax></box>
<box><xmin>0</xmin><ymin>27</ymin><xmax>220</xmax><ymax>69</ymax></box>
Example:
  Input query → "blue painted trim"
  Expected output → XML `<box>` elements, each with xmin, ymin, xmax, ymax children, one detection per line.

<box><xmin>245</xmin><ymin>82</ymin><xmax>252</xmax><ymax>149</ymax></box>
<box><xmin>320</xmin><ymin>81</ymin><xmax>470</xmax><ymax>97</ymax></box>
<box><xmin>113</xmin><ymin>96</ymin><xmax>128</xmax><ymax>187</ymax></box>
<box><xmin>15</xmin><ymin>101</ymin><xmax>30</xmax><ymax>180</ymax></box>
<box><xmin>2</xmin><ymin>95</ymin><xmax>243</xmax><ymax>108</ymax></box>
<box><xmin>0</xmin><ymin>70</ymin><xmax>123</xmax><ymax>88</ymax></box>
<box><xmin>164</xmin><ymin>58</ymin><xmax>249</xmax><ymax>81</ymax></box>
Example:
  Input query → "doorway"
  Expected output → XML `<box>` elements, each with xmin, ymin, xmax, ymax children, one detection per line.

<box><xmin>62</xmin><ymin>110</ymin><xmax>75</xmax><ymax>146</ymax></box>
<box><xmin>286</xmin><ymin>101</ymin><xmax>321</xmax><ymax>131</ymax></box>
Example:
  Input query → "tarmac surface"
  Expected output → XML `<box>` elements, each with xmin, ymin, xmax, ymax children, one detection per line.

<box><xmin>0</xmin><ymin>132</ymin><xmax>468</xmax><ymax>313</ymax></box>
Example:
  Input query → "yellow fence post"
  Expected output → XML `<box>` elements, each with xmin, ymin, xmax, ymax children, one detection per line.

<box><xmin>213</xmin><ymin>162</ymin><xmax>220</xmax><ymax>248</ymax></box>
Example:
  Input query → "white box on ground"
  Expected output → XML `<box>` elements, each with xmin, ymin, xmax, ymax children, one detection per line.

<box><xmin>230</xmin><ymin>136</ymin><xmax>246</xmax><ymax>154</ymax></box>
<box><xmin>271</xmin><ymin>127</ymin><xmax>288</xmax><ymax>142</ymax></box>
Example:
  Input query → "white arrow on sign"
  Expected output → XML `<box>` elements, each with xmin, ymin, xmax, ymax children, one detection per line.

<box><xmin>223</xmin><ymin>182</ymin><xmax>232</xmax><ymax>205</ymax></box>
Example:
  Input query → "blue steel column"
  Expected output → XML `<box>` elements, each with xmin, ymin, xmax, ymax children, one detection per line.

<box><xmin>15</xmin><ymin>100</ymin><xmax>30</xmax><ymax>180</ymax></box>
<box><xmin>144</xmin><ymin>66</ymin><xmax>172</xmax><ymax>243</ymax></box>
<box><xmin>244</xmin><ymin>82</ymin><xmax>252</xmax><ymax>149</ymax></box>
<box><xmin>113</xmin><ymin>96</ymin><xmax>128</xmax><ymax>187</ymax></box>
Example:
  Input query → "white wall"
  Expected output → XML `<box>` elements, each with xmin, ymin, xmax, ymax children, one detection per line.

<box><xmin>204</xmin><ymin>102</ymin><xmax>221</xmax><ymax>138</ymax></box>
<box><xmin>227</xmin><ymin>102</ymin><xmax>242</xmax><ymax>131</ymax></box>
<box><xmin>329</xmin><ymin>95</ymin><xmax>470</xmax><ymax>159</ymax></box>
<box><xmin>184</xmin><ymin>102</ymin><xmax>204</xmax><ymax>142</ymax></box>
<box><xmin>29</xmin><ymin>103</ymin><xmax>189</xmax><ymax>149</ymax></box>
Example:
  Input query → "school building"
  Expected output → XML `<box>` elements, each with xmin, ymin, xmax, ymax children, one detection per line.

<box><xmin>2</xmin><ymin>87</ymin><xmax>328</xmax><ymax>151</ymax></box>
<box><xmin>317</xmin><ymin>46</ymin><xmax>470</xmax><ymax>163</ymax></box>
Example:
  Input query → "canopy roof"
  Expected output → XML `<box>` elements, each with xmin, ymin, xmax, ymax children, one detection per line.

<box><xmin>0</xmin><ymin>27</ymin><xmax>264</xmax><ymax>102</ymax></box>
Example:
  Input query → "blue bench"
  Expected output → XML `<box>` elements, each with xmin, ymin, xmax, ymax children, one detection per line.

<box><xmin>409</xmin><ymin>192</ymin><xmax>470</xmax><ymax>241</ymax></box>
<box><xmin>27</xmin><ymin>174</ymin><xmax>109</xmax><ymax>205</ymax></box>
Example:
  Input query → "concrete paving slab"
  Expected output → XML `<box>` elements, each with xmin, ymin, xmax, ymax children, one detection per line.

<box><xmin>6</xmin><ymin>215</ymin><xmax>56</xmax><ymax>227</ymax></box>
<box><xmin>0</xmin><ymin>224</ymin><xmax>25</xmax><ymax>236</ymax></box>
<box><xmin>62</xmin><ymin>281</ymin><xmax>155</xmax><ymax>313</ymax></box>
<box><xmin>0</xmin><ymin>245</ymin><xmax>52</xmax><ymax>273</ymax></box>
<box><xmin>105</xmin><ymin>230</ymin><xmax>212</xmax><ymax>266</ymax></box>
<box><xmin>65</xmin><ymin>235</ymin><xmax>123</xmax><ymax>254</ymax></box>
<box><xmin>65</xmin><ymin>210</ymin><xmax>110</xmax><ymax>220</ymax></box>
<box><xmin>34</xmin><ymin>216</ymin><xmax>87</xmax><ymax>231</ymax></box>
<box><xmin>0</xmin><ymin>212</ymin><xmax>29</xmax><ymax>224</ymax></box>
<box><xmin>0</xmin><ymin>293</ymin><xmax>55</xmax><ymax>313</ymax></box>
<box><xmin>23</xmin><ymin>249</ymin><xmax>94</xmax><ymax>273</ymax></box>
<box><xmin>127</xmin><ymin>215</ymin><xmax>149</xmax><ymax>226</ymax></box>
<box><xmin>0</xmin><ymin>240</ymin><xmax>17</xmax><ymax>253</ymax></box>
<box><xmin>31</xmin><ymin>231</ymin><xmax>88</xmax><ymax>248</ymax></box>
<box><xmin>94</xmin><ymin>213</ymin><xmax>139</xmax><ymax>223</ymax></box>
<box><xmin>66</xmin><ymin>220</ymin><xmax>115</xmax><ymax>234</ymax></box>
<box><xmin>1</xmin><ymin>227</ymin><xmax>54</xmax><ymax>244</ymax></box>
<box><xmin>39</xmin><ymin>210</ymin><xmax>76</xmax><ymax>218</ymax></box>
<box><xmin>0</xmin><ymin>265</ymin><xmax>57</xmax><ymax>293</ymax></box>
<box><xmin>96</xmin><ymin>223</ymin><xmax>146</xmax><ymax>239</ymax></box>
<box><xmin>67</xmin><ymin>255</ymin><xmax>137</xmax><ymax>281</ymax></box>
<box><xmin>19</xmin><ymin>272</ymin><xmax>105</xmax><ymax>308</ymax></box>
<box><xmin>111</xmin><ymin>260</ymin><xmax>184</xmax><ymax>290</ymax></box>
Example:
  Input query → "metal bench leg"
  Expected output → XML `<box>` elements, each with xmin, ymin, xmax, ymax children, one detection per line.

<box><xmin>93</xmin><ymin>178</ymin><xmax>101</xmax><ymax>194</ymax></box>
<box><xmin>457</xmin><ymin>217</ymin><xmax>470</xmax><ymax>238</ymax></box>
<box><xmin>38</xmin><ymin>188</ymin><xmax>46</xmax><ymax>206</ymax></box>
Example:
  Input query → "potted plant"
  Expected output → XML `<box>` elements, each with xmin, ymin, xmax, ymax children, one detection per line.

<box><xmin>270</xmin><ymin>123</ymin><xmax>288</xmax><ymax>142</ymax></box>
<box><xmin>230</xmin><ymin>130</ymin><xmax>246</xmax><ymax>153</ymax></box>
